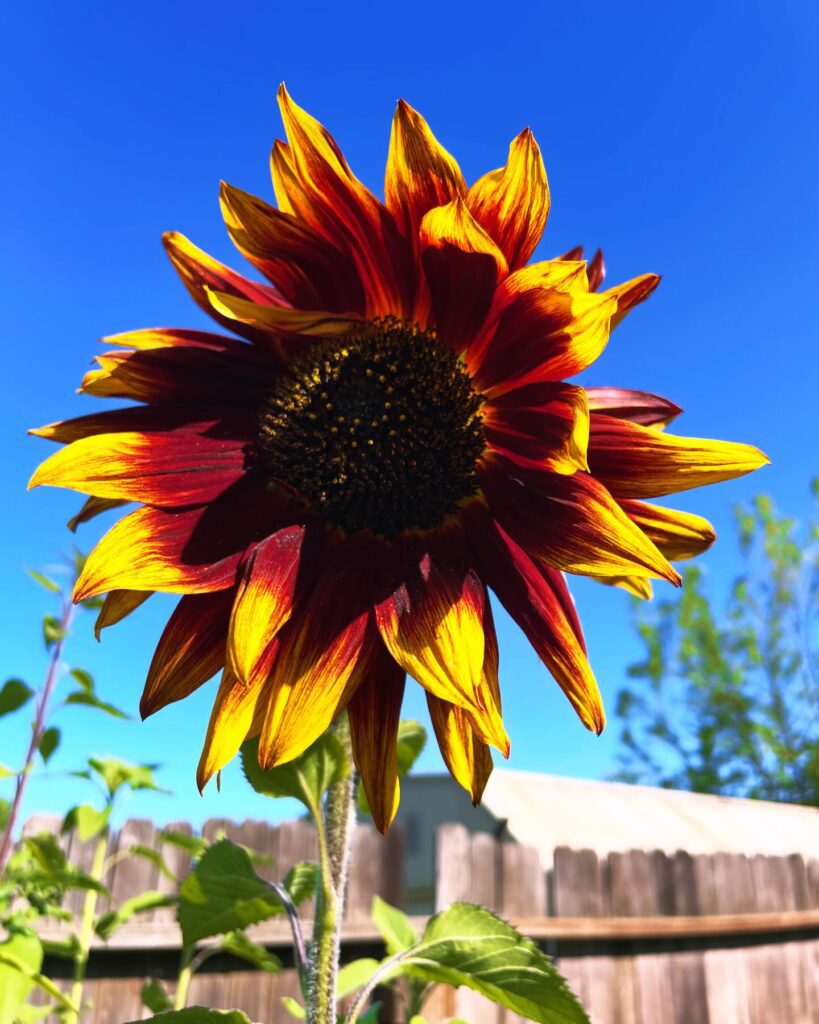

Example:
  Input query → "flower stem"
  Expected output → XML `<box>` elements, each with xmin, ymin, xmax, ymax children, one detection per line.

<box><xmin>307</xmin><ymin>715</ymin><xmax>356</xmax><ymax>1024</ymax></box>
<box><xmin>0</xmin><ymin>592</ymin><xmax>74</xmax><ymax>876</ymax></box>
<box><xmin>66</xmin><ymin>828</ymin><xmax>108</xmax><ymax>1023</ymax></box>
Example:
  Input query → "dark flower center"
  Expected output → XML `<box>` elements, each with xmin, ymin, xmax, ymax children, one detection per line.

<box><xmin>258</xmin><ymin>320</ymin><xmax>485</xmax><ymax>537</ymax></box>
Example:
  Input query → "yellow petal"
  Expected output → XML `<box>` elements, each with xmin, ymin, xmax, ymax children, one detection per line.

<box><xmin>427</xmin><ymin>695</ymin><xmax>493</xmax><ymax>804</ymax></box>
<box><xmin>197</xmin><ymin>667</ymin><xmax>266</xmax><ymax>792</ymax></box>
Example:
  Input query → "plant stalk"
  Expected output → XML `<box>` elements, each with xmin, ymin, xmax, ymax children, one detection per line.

<box><xmin>66</xmin><ymin>829</ymin><xmax>108</xmax><ymax>1023</ymax></box>
<box><xmin>174</xmin><ymin>949</ymin><xmax>194</xmax><ymax>1010</ymax></box>
<box><xmin>0</xmin><ymin>593</ymin><xmax>74</xmax><ymax>875</ymax></box>
<box><xmin>306</xmin><ymin>716</ymin><xmax>356</xmax><ymax>1024</ymax></box>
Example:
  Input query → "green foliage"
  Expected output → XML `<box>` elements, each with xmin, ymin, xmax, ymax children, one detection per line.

<box><xmin>38</xmin><ymin>727</ymin><xmax>60</xmax><ymax>765</ymax></box>
<box><xmin>95</xmin><ymin>891</ymin><xmax>176</xmax><ymax>940</ymax></box>
<box><xmin>127</xmin><ymin>1010</ymin><xmax>253</xmax><ymax>1024</ymax></box>
<box><xmin>64</xmin><ymin>692</ymin><xmax>129</xmax><ymax>719</ymax></box>
<box><xmin>371</xmin><ymin>895</ymin><xmax>418</xmax><ymax>954</ymax></box>
<box><xmin>86</xmin><ymin>757</ymin><xmax>163</xmax><ymax>798</ymax></box>
<box><xmin>218</xmin><ymin>930</ymin><xmax>282</xmax><ymax>973</ymax></box>
<box><xmin>0</xmin><ymin>929</ymin><xmax>42</xmax><ymax>1022</ymax></box>
<box><xmin>141</xmin><ymin>979</ymin><xmax>173</xmax><ymax>1013</ymax></box>
<box><xmin>240</xmin><ymin>732</ymin><xmax>348</xmax><ymax>814</ymax></box>
<box><xmin>177</xmin><ymin>840</ymin><xmax>313</xmax><ymax>946</ymax></box>
<box><xmin>0</xmin><ymin>679</ymin><xmax>34</xmax><ymax>718</ymax></box>
<box><xmin>401</xmin><ymin>903</ymin><xmax>589</xmax><ymax>1024</ymax></box>
<box><xmin>615</xmin><ymin>487</ymin><xmax>819</xmax><ymax>804</ymax></box>
<box><xmin>62</xmin><ymin>805</ymin><xmax>111</xmax><ymax>842</ymax></box>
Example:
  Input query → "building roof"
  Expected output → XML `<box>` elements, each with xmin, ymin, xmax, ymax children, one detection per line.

<box><xmin>404</xmin><ymin>771</ymin><xmax>819</xmax><ymax>869</ymax></box>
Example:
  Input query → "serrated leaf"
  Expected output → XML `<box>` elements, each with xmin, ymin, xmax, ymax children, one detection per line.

<box><xmin>69</xmin><ymin>668</ymin><xmax>94</xmax><ymax>693</ymax></box>
<box><xmin>96</xmin><ymin>890</ymin><xmax>175</xmax><ymax>940</ymax></box>
<box><xmin>177</xmin><ymin>840</ymin><xmax>289</xmax><ymax>946</ymax></box>
<box><xmin>336</xmin><ymin>957</ymin><xmax>380</xmax><ymax>999</ymax></box>
<box><xmin>372</xmin><ymin>895</ymin><xmax>418</xmax><ymax>954</ymax></box>
<box><xmin>38</xmin><ymin>727</ymin><xmax>60</xmax><ymax>764</ymax></box>
<box><xmin>124</xmin><ymin>1010</ymin><xmax>253</xmax><ymax>1024</ymax></box>
<box><xmin>0</xmin><ymin>678</ymin><xmax>34</xmax><ymax>717</ymax></box>
<box><xmin>240</xmin><ymin>733</ymin><xmax>348</xmax><ymax>813</ymax></box>
<box><xmin>358</xmin><ymin>719</ymin><xmax>427</xmax><ymax>815</ymax></box>
<box><xmin>402</xmin><ymin>903</ymin><xmax>589</xmax><ymax>1024</ymax></box>
<box><xmin>280</xmin><ymin>997</ymin><xmax>305</xmax><ymax>1020</ymax></box>
<box><xmin>141</xmin><ymin>979</ymin><xmax>172</xmax><ymax>1013</ymax></box>
<box><xmin>66</xmin><ymin>691</ymin><xmax>129</xmax><ymax>719</ymax></box>
<box><xmin>28</xmin><ymin>569</ymin><xmax>61</xmax><ymax>593</ymax></box>
<box><xmin>283</xmin><ymin>861</ymin><xmax>319</xmax><ymax>905</ymax></box>
<box><xmin>219</xmin><ymin>930</ymin><xmax>281</xmax><ymax>973</ymax></box>
<box><xmin>62</xmin><ymin>803</ymin><xmax>110</xmax><ymax>841</ymax></box>
<box><xmin>88</xmin><ymin>756</ymin><xmax>161</xmax><ymax>795</ymax></box>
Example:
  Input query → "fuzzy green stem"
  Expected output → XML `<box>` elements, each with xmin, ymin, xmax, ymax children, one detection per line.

<box><xmin>306</xmin><ymin>716</ymin><xmax>356</xmax><ymax>1024</ymax></box>
<box><xmin>66</xmin><ymin>829</ymin><xmax>108</xmax><ymax>1023</ymax></box>
<box><xmin>174</xmin><ymin>952</ymin><xmax>194</xmax><ymax>1011</ymax></box>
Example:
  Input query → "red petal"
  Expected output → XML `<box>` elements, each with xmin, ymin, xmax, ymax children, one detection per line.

<box><xmin>586</xmin><ymin>387</ymin><xmax>682</xmax><ymax>428</ymax></box>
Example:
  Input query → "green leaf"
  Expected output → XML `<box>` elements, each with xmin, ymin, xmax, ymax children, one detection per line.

<box><xmin>371</xmin><ymin>895</ymin><xmax>418</xmax><ymax>954</ymax></box>
<box><xmin>0</xmin><ymin>764</ymin><xmax>15</xmax><ymax>779</ymax></box>
<box><xmin>141</xmin><ymin>979</ymin><xmax>172</xmax><ymax>1013</ymax></box>
<box><xmin>336</xmin><ymin>958</ymin><xmax>380</xmax><ymax>999</ymax></box>
<box><xmin>280</xmin><ymin>997</ymin><xmax>305</xmax><ymax>1020</ymax></box>
<box><xmin>95</xmin><ymin>890</ymin><xmax>175</xmax><ymax>940</ymax></box>
<box><xmin>88</xmin><ymin>756</ymin><xmax>162</xmax><ymax>795</ymax></box>
<box><xmin>69</xmin><ymin>668</ymin><xmax>95</xmax><ymax>693</ymax></box>
<box><xmin>0</xmin><ymin>798</ymin><xmax>10</xmax><ymax>833</ymax></box>
<box><xmin>66</xmin><ymin>691</ymin><xmax>129</xmax><ymax>719</ymax></box>
<box><xmin>16</xmin><ymin>1002</ymin><xmax>57</xmax><ymax>1023</ymax></box>
<box><xmin>22</xmin><ymin>834</ymin><xmax>108</xmax><ymax>894</ymax></box>
<box><xmin>42</xmin><ymin>615</ymin><xmax>67</xmax><ymax>649</ymax></box>
<box><xmin>129</xmin><ymin>844</ymin><xmax>176</xmax><ymax>881</ymax></box>
<box><xmin>357</xmin><ymin>1003</ymin><xmax>382</xmax><ymax>1024</ymax></box>
<box><xmin>160</xmin><ymin>829</ymin><xmax>209</xmax><ymax>860</ymax></box>
<box><xmin>240</xmin><ymin>733</ymin><xmax>348</xmax><ymax>814</ymax></box>
<box><xmin>0</xmin><ymin>678</ymin><xmax>34</xmax><ymax>718</ymax></box>
<box><xmin>283</xmin><ymin>861</ymin><xmax>319</xmax><ymax>905</ymax></box>
<box><xmin>125</xmin><ymin>1010</ymin><xmax>253</xmax><ymax>1024</ymax></box>
<box><xmin>358</xmin><ymin>720</ymin><xmax>427</xmax><ymax>814</ymax></box>
<box><xmin>0</xmin><ymin>930</ymin><xmax>42</xmax><ymax>1023</ymax></box>
<box><xmin>62</xmin><ymin>804</ymin><xmax>111</xmax><ymax>842</ymax></box>
<box><xmin>402</xmin><ymin>903</ymin><xmax>589</xmax><ymax>1024</ymax></box>
<box><xmin>28</xmin><ymin>569</ymin><xmax>61</xmax><ymax>593</ymax></box>
<box><xmin>38</xmin><ymin>727</ymin><xmax>60</xmax><ymax>765</ymax></box>
<box><xmin>219</xmin><ymin>930</ymin><xmax>281</xmax><ymax>973</ymax></box>
<box><xmin>177</xmin><ymin>839</ymin><xmax>289</xmax><ymax>946</ymax></box>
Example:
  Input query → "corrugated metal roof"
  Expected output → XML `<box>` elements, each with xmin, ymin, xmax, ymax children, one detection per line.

<box><xmin>439</xmin><ymin>770</ymin><xmax>819</xmax><ymax>868</ymax></box>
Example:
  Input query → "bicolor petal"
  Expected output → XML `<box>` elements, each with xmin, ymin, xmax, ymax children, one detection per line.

<box><xmin>586</xmin><ymin>387</ymin><xmax>682</xmax><ymax>428</ymax></box>
<box><xmin>466</xmin><ymin>127</ymin><xmax>549</xmax><ymax>270</ymax></box>
<box><xmin>427</xmin><ymin>694</ymin><xmax>493</xmax><ymax>804</ymax></box>
<box><xmin>478</xmin><ymin>454</ymin><xmax>680</xmax><ymax>584</ymax></box>
<box><xmin>604</xmin><ymin>273</ymin><xmax>661</xmax><ymax>329</ymax></box>
<box><xmin>483</xmin><ymin>382</ymin><xmax>589</xmax><ymax>474</ymax></box>
<box><xmin>588</xmin><ymin>415</ymin><xmax>770</xmax><ymax>498</ymax></box>
<box><xmin>141</xmin><ymin>590</ymin><xmax>233</xmax><ymax>718</ymax></box>
<box><xmin>94</xmin><ymin>589</ymin><xmax>151</xmax><ymax>640</ymax></box>
<box><xmin>619</xmin><ymin>499</ymin><xmax>716</xmax><ymax>560</ymax></box>
<box><xmin>197</xmin><ymin>665</ymin><xmax>271</xmax><ymax>792</ymax></box>
<box><xmin>348</xmin><ymin>640</ymin><xmax>406</xmax><ymax>833</ymax></box>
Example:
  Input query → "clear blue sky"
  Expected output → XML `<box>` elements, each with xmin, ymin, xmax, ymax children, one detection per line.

<box><xmin>2</xmin><ymin>1</ymin><xmax>817</xmax><ymax>829</ymax></box>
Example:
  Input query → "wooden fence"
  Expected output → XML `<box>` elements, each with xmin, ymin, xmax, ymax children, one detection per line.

<box><xmin>20</xmin><ymin>815</ymin><xmax>819</xmax><ymax>1023</ymax></box>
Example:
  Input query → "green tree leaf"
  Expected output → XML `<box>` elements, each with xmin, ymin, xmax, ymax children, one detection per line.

<box><xmin>141</xmin><ymin>979</ymin><xmax>172</xmax><ymax>1013</ymax></box>
<box><xmin>371</xmin><ymin>895</ymin><xmax>418</xmax><ymax>954</ymax></box>
<box><xmin>240</xmin><ymin>733</ymin><xmax>348</xmax><ymax>814</ymax></box>
<box><xmin>280</xmin><ymin>998</ymin><xmax>305</xmax><ymax>1020</ymax></box>
<box><xmin>28</xmin><ymin>569</ymin><xmax>61</xmax><ymax>593</ymax></box>
<box><xmin>129</xmin><ymin>844</ymin><xmax>176</xmax><ymax>881</ymax></box>
<box><xmin>125</xmin><ymin>1010</ymin><xmax>253</xmax><ymax>1024</ymax></box>
<box><xmin>402</xmin><ymin>903</ymin><xmax>589</xmax><ymax>1024</ymax></box>
<box><xmin>69</xmin><ymin>668</ymin><xmax>94</xmax><ymax>693</ymax></box>
<box><xmin>42</xmin><ymin>615</ymin><xmax>67</xmax><ymax>649</ymax></box>
<box><xmin>38</xmin><ymin>727</ymin><xmax>60</xmax><ymax>764</ymax></box>
<box><xmin>160</xmin><ymin>829</ymin><xmax>209</xmax><ymax>860</ymax></box>
<box><xmin>282</xmin><ymin>861</ymin><xmax>319</xmax><ymax>905</ymax></box>
<box><xmin>88</xmin><ymin>757</ymin><xmax>162</xmax><ymax>796</ymax></box>
<box><xmin>177</xmin><ymin>840</ymin><xmax>289</xmax><ymax>947</ymax></box>
<box><xmin>0</xmin><ymin>678</ymin><xmax>34</xmax><ymax>717</ymax></box>
<box><xmin>62</xmin><ymin>804</ymin><xmax>110</xmax><ymax>842</ymax></box>
<box><xmin>219</xmin><ymin>930</ymin><xmax>282</xmax><ymax>973</ymax></box>
<box><xmin>95</xmin><ymin>891</ymin><xmax>176</xmax><ymax>940</ymax></box>
<box><xmin>66</xmin><ymin>691</ymin><xmax>129</xmax><ymax>718</ymax></box>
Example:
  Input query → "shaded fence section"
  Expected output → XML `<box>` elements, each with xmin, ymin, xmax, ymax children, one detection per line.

<box><xmin>21</xmin><ymin>815</ymin><xmax>819</xmax><ymax>1023</ymax></box>
<box><xmin>434</xmin><ymin>824</ymin><xmax>819</xmax><ymax>1024</ymax></box>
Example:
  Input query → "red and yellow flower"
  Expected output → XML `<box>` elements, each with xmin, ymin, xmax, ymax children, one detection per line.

<box><xmin>30</xmin><ymin>88</ymin><xmax>767</xmax><ymax>830</ymax></box>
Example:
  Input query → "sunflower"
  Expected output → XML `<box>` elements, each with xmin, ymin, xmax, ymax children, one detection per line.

<box><xmin>30</xmin><ymin>87</ymin><xmax>767</xmax><ymax>831</ymax></box>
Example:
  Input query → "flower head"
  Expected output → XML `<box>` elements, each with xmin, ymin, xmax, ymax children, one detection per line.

<box><xmin>30</xmin><ymin>87</ymin><xmax>768</xmax><ymax>830</ymax></box>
